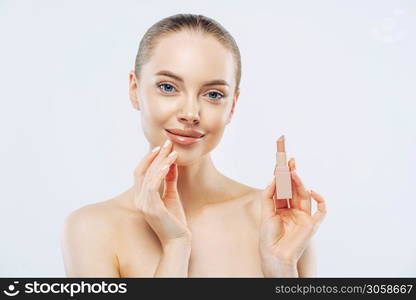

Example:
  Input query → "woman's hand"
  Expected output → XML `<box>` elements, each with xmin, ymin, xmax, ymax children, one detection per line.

<box><xmin>133</xmin><ymin>139</ymin><xmax>191</xmax><ymax>248</ymax></box>
<box><xmin>259</xmin><ymin>158</ymin><xmax>327</xmax><ymax>277</ymax></box>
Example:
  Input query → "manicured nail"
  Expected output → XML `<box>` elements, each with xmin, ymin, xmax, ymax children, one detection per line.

<box><xmin>163</xmin><ymin>139</ymin><xmax>171</xmax><ymax>148</ymax></box>
<box><xmin>151</xmin><ymin>146</ymin><xmax>161</xmax><ymax>152</ymax></box>
<box><xmin>168</xmin><ymin>151</ymin><xmax>177</xmax><ymax>158</ymax></box>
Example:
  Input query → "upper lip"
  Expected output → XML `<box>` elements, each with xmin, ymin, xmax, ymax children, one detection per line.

<box><xmin>166</xmin><ymin>128</ymin><xmax>205</xmax><ymax>138</ymax></box>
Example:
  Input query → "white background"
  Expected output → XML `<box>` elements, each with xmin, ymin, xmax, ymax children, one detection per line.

<box><xmin>1</xmin><ymin>0</ymin><xmax>415</xmax><ymax>277</ymax></box>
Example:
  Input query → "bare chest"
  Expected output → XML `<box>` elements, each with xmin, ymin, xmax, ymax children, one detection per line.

<box><xmin>116</xmin><ymin>207</ymin><xmax>264</xmax><ymax>277</ymax></box>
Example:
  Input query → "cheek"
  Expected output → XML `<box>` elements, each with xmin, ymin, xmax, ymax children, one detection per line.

<box><xmin>147</xmin><ymin>99</ymin><xmax>172</xmax><ymax>123</ymax></box>
<box><xmin>202</xmin><ymin>103</ymin><xmax>231</xmax><ymax>133</ymax></box>
<box><xmin>141</xmin><ymin>90</ymin><xmax>176</xmax><ymax>126</ymax></box>
<box><xmin>205</xmin><ymin>113</ymin><xmax>227</xmax><ymax>133</ymax></box>
<box><xmin>200</xmin><ymin>106</ymin><xmax>229</xmax><ymax>151</ymax></box>
<box><xmin>139</xmin><ymin>96</ymin><xmax>175</xmax><ymax>145</ymax></box>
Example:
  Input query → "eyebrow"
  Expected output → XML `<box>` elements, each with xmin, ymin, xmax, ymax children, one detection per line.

<box><xmin>155</xmin><ymin>70</ymin><xmax>230</xmax><ymax>87</ymax></box>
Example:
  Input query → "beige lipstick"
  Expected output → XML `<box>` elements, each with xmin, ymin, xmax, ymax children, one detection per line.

<box><xmin>274</xmin><ymin>135</ymin><xmax>292</xmax><ymax>199</ymax></box>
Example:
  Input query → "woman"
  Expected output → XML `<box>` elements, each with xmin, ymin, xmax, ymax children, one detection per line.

<box><xmin>61</xmin><ymin>13</ymin><xmax>327</xmax><ymax>277</ymax></box>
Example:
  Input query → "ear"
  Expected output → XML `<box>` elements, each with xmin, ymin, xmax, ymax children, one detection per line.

<box><xmin>226</xmin><ymin>89</ymin><xmax>240</xmax><ymax>125</ymax></box>
<box><xmin>129</xmin><ymin>70</ymin><xmax>141</xmax><ymax>111</ymax></box>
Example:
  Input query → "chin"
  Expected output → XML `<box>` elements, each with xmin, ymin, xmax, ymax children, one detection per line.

<box><xmin>171</xmin><ymin>152</ymin><xmax>200</xmax><ymax>166</ymax></box>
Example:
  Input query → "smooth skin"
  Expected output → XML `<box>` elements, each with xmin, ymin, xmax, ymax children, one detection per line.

<box><xmin>133</xmin><ymin>139</ymin><xmax>192</xmax><ymax>277</ymax></box>
<box><xmin>61</xmin><ymin>30</ymin><xmax>326</xmax><ymax>277</ymax></box>
<box><xmin>133</xmin><ymin>140</ymin><xmax>191</xmax><ymax>246</ymax></box>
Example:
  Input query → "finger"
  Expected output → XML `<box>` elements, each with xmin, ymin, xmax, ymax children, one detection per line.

<box><xmin>287</xmin><ymin>157</ymin><xmax>298</xmax><ymax>200</ymax></box>
<box><xmin>133</xmin><ymin>146</ymin><xmax>163</xmax><ymax>211</ymax></box>
<box><xmin>133</xmin><ymin>145</ymin><xmax>162</xmax><ymax>179</ymax></box>
<box><xmin>140</xmin><ymin>140</ymin><xmax>174</xmax><ymax>212</ymax></box>
<box><xmin>146</xmin><ymin>139</ymin><xmax>173</xmax><ymax>177</ymax></box>
<box><xmin>147</xmin><ymin>147</ymin><xmax>177</xmax><ymax>193</ymax></box>
<box><xmin>287</xmin><ymin>158</ymin><xmax>311</xmax><ymax>213</ymax></box>
<box><xmin>297</xmin><ymin>189</ymin><xmax>312</xmax><ymax>214</ymax></box>
<box><xmin>291</xmin><ymin>169</ymin><xmax>310</xmax><ymax>199</ymax></box>
<box><xmin>288</xmin><ymin>170</ymin><xmax>311</xmax><ymax>214</ymax></box>
<box><xmin>288</xmin><ymin>157</ymin><xmax>300</xmax><ymax>199</ymax></box>
<box><xmin>162</xmin><ymin>161</ymin><xmax>179</xmax><ymax>200</ymax></box>
<box><xmin>288</xmin><ymin>170</ymin><xmax>299</xmax><ymax>210</ymax></box>
<box><xmin>288</xmin><ymin>157</ymin><xmax>295</xmax><ymax>171</ymax></box>
<box><xmin>136</xmin><ymin>178</ymin><xmax>167</xmax><ymax>215</ymax></box>
<box><xmin>261</xmin><ymin>178</ymin><xmax>276</xmax><ymax>219</ymax></box>
<box><xmin>287</xmin><ymin>157</ymin><xmax>302</xmax><ymax>210</ymax></box>
<box><xmin>311</xmin><ymin>190</ymin><xmax>327</xmax><ymax>225</ymax></box>
<box><xmin>163</xmin><ymin>163</ymin><xmax>187</xmax><ymax>220</ymax></box>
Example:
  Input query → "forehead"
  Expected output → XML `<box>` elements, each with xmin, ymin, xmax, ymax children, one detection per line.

<box><xmin>143</xmin><ymin>31</ymin><xmax>236</xmax><ymax>86</ymax></box>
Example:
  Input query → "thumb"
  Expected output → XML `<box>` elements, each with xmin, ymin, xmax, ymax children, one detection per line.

<box><xmin>261</xmin><ymin>177</ymin><xmax>276</xmax><ymax>220</ymax></box>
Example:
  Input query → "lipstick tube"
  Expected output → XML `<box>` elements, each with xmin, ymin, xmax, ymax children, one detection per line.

<box><xmin>274</xmin><ymin>135</ymin><xmax>292</xmax><ymax>199</ymax></box>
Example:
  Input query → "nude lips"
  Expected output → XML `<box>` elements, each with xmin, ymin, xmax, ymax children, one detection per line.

<box><xmin>274</xmin><ymin>135</ymin><xmax>293</xmax><ymax>199</ymax></box>
<box><xmin>165</xmin><ymin>130</ymin><xmax>204</xmax><ymax>145</ymax></box>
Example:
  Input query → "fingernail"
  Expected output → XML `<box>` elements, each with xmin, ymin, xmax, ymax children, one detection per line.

<box><xmin>161</xmin><ymin>164</ymin><xmax>169</xmax><ymax>171</ymax></box>
<box><xmin>168</xmin><ymin>150</ymin><xmax>177</xmax><ymax>158</ymax></box>
<box><xmin>151</xmin><ymin>146</ymin><xmax>161</xmax><ymax>152</ymax></box>
<box><xmin>163</xmin><ymin>139</ymin><xmax>171</xmax><ymax>148</ymax></box>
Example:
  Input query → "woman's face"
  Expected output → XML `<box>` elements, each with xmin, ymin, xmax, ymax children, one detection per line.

<box><xmin>129</xmin><ymin>31</ymin><xmax>240</xmax><ymax>166</ymax></box>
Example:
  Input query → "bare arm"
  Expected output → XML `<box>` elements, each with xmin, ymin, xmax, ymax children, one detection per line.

<box><xmin>60</xmin><ymin>206</ymin><xmax>120</xmax><ymax>277</ymax></box>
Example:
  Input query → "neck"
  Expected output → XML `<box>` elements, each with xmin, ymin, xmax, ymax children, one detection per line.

<box><xmin>128</xmin><ymin>149</ymin><xmax>228</xmax><ymax>216</ymax></box>
<box><xmin>158</xmin><ymin>152</ymin><xmax>226</xmax><ymax>215</ymax></box>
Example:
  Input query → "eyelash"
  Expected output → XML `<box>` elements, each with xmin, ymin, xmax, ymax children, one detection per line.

<box><xmin>156</xmin><ymin>82</ymin><xmax>225</xmax><ymax>103</ymax></box>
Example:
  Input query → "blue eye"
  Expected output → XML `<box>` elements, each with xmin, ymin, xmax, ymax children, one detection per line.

<box><xmin>157</xmin><ymin>82</ymin><xmax>224</xmax><ymax>103</ymax></box>
<box><xmin>206</xmin><ymin>91</ymin><xmax>224</xmax><ymax>101</ymax></box>
<box><xmin>158</xmin><ymin>83</ymin><xmax>176</xmax><ymax>93</ymax></box>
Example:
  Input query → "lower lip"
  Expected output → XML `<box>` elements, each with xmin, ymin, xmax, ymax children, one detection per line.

<box><xmin>165</xmin><ymin>130</ymin><xmax>204</xmax><ymax>145</ymax></box>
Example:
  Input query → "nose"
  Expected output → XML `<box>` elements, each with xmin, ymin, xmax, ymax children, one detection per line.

<box><xmin>177</xmin><ymin>98</ymin><xmax>200</xmax><ymax>126</ymax></box>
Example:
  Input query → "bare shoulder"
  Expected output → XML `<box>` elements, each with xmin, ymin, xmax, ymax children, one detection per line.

<box><xmin>221</xmin><ymin>176</ymin><xmax>263</xmax><ymax>214</ymax></box>
<box><xmin>61</xmin><ymin>199</ymin><xmax>122</xmax><ymax>277</ymax></box>
<box><xmin>62</xmin><ymin>200</ymin><xmax>118</xmax><ymax>239</ymax></box>
<box><xmin>62</xmin><ymin>187</ymin><xmax>138</xmax><ymax>236</ymax></box>
<box><xmin>221</xmin><ymin>175</ymin><xmax>261</xmax><ymax>198</ymax></box>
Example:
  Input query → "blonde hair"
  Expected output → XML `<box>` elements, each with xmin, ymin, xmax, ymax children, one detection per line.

<box><xmin>134</xmin><ymin>13</ymin><xmax>241</xmax><ymax>93</ymax></box>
